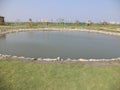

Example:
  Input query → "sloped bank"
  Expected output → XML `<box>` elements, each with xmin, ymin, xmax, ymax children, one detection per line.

<box><xmin>0</xmin><ymin>54</ymin><xmax>120</xmax><ymax>66</ymax></box>
<box><xmin>1</xmin><ymin>28</ymin><xmax>120</xmax><ymax>36</ymax></box>
<box><xmin>0</xmin><ymin>28</ymin><xmax>120</xmax><ymax>63</ymax></box>
<box><xmin>0</xmin><ymin>54</ymin><xmax>120</xmax><ymax>61</ymax></box>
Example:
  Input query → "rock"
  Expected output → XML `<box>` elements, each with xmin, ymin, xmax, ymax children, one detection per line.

<box><xmin>29</xmin><ymin>58</ymin><xmax>35</xmax><ymax>60</ymax></box>
<box><xmin>25</xmin><ymin>57</ymin><xmax>35</xmax><ymax>60</ymax></box>
<box><xmin>43</xmin><ymin>58</ymin><xmax>53</xmax><ymax>61</ymax></box>
<box><xmin>71</xmin><ymin>59</ymin><xmax>78</xmax><ymax>61</ymax></box>
<box><xmin>12</xmin><ymin>56</ymin><xmax>18</xmax><ymax>59</ymax></box>
<box><xmin>79</xmin><ymin>59</ymin><xmax>88</xmax><ymax>61</ymax></box>
<box><xmin>60</xmin><ymin>59</ymin><xmax>64</xmax><ymax>61</ymax></box>
<box><xmin>42</xmin><ymin>58</ymin><xmax>58</xmax><ymax>61</ymax></box>
<box><xmin>57</xmin><ymin>57</ymin><xmax>61</xmax><ymax>61</ymax></box>
<box><xmin>37</xmin><ymin>58</ymin><xmax>42</xmax><ymax>61</ymax></box>
<box><xmin>4</xmin><ymin>55</ymin><xmax>11</xmax><ymax>58</ymax></box>
<box><xmin>18</xmin><ymin>56</ymin><xmax>25</xmax><ymax>59</ymax></box>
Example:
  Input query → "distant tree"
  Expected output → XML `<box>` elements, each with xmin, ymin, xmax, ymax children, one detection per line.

<box><xmin>0</xmin><ymin>16</ymin><xmax>5</xmax><ymax>25</ymax></box>
<box><xmin>100</xmin><ymin>20</ymin><xmax>108</xmax><ymax>26</ymax></box>
<box><xmin>85</xmin><ymin>20</ymin><xmax>92</xmax><ymax>26</ymax></box>
<box><xmin>57</xmin><ymin>18</ymin><xmax>64</xmax><ymax>24</ymax></box>
<box><xmin>75</xmin><ymin>20</ymin><xmax>80</xmax><ymax>24</ymax></box>
<box><xmin>45</xmin><ymin>20</ymin><xmax>49</xmax><ymax>27</ymax></box>
<box><xmin>28</xmin><ymin>18</ymin><xmax>33</xmax><ymax>28</ymax></box>
<box><xmin>72</xmin><ymin>20</ymin><xmax>80</xmax><ymax>29</ymax></box>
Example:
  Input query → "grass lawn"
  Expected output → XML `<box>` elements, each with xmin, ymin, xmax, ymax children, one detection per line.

<box><xmin>0</xmin><ymin>22</ymin><xmax>120</xmax><ymax>33</ymax></box>
<box><xmin>0</xmin><ymin>60</ymin><xmax>120</xmax><ymax>90</ymax></box>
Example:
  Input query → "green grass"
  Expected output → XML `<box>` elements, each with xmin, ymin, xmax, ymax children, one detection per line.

<box><xmin>0</xmin><ymin>22</ymin><xmax>120</xmax><ymax>33</ymax></box>
<box><xmin>0</xmin><ymin>60</ymin><xmax>120</xmax><ymax>90</ymax></box>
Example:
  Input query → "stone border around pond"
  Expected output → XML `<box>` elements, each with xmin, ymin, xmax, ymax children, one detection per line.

<box><xmin>1</xmin><ymin>28</ymin><xmax>120</xmax><ymax>36</ymax></box>
<box><xmin>0</xmin><ymin>54</ymin><xmax>120</xmax><ymax>62</ymax></box>
<box><xmin>0</xmin><ymin>28</ymin><xmax>120</xmax><ymax>62</ymax></box>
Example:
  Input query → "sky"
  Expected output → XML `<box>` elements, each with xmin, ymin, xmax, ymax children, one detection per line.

<box><xmin>0</xmin><ymin>0</ymin><xmax>120</xmax><ymax>22</ymax></box>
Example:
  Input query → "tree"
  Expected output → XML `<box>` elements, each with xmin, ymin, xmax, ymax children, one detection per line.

<box><xmin>85</xmin><ymin>20</ymin><xmax>92</xmax><ymax>26</ymax></box>
<box><xmin>28</xmin><ymin>18</ymin><xmax>33</xmax><ymax>28</ymax></box>
<box><xmin>101</xmin><ymin>20</ymin><xmax>108</xmax><ymax>26</ymax></box>
<box><xmin>75</xmin><ymin>20</ymin><xmax>80</xmax><ymax>24</ymax></box>
<box><xmin>57</xmin><ymin>18</ymin><xmax>64</xmax><ymax>24</ymax></box>
<box><xmin>0</xmin><ymin>16</ymin><xmax>5</xmax><ymax>25</ymax></box>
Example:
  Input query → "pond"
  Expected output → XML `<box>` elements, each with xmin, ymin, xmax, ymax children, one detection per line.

<box><xmin>0</xmin><ymin>31</ymin><xmax>120</xmax><ymax>59</ymax></box>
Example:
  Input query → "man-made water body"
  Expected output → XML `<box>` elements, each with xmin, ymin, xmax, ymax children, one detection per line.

<box><xmin>0</xmin><ymin>31</ymin><xmax>120</xmax><ymax>59</ymax></box>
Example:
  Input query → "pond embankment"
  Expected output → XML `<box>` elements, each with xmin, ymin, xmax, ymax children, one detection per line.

<box><xmin>0</xmin><ymin>54</ymin><xmax>120</xmax><ymax>66</ymax></box>
<box><xmin>1</xmin><ymin>28</ymin><xmax>120</xmax><ymax>36</ymax></box>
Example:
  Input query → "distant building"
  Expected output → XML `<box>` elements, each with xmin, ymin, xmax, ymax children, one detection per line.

<box><xmin>40</xmin><ymin>19</ymin><xmax>49</xmax><ymax>23</ymax></box>
<box><xmin>0</xmin><ymin>16</ymin><xmax>5</xmax><ymax>25</ymax></box>
<box><xmin>109</xmin><ymin>21</ymin><xmax>120</xmax><ymax>25</ymax></box>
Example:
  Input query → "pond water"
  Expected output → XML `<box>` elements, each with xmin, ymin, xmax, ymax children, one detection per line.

<box><xmin>0</xmin><ymin>31</ymin><xmax>120</xmax><ymax>59</ymax></box>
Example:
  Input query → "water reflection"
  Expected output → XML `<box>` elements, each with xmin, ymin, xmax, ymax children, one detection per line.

<box><xmin>0</xmin><ymin>34</ymin><xmax>6</xmax><ymax>39</ymax></box>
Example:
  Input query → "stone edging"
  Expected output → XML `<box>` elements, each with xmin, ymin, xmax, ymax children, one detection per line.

<box><xmin>0</xmin><ymin>54</ymin><xmax>120</xmax><ymax>62</ymax></box>
<box><xmin>0</xmin><ymin>28</ymin><xmax>120</xmax><ymax>36</ymax></box>
<box><xmin>0</xmin><ymin>28</ymin><xmax>120</xmax><ymax>61</ymax></box>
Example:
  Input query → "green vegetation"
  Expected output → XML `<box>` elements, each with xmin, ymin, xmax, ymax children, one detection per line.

<box><xmin>0</xmin><ymin>60</ymin><xmax>120</xmax><ymax>90</ymax></box>
<box><xmin>0</xmin><ymin>16</ymin><xmax>4</xmax><ymax>18</ymax></box>
<box><xmin>0</xmin><ymin>22</ymin><xmax>120</xmax><ymax>33</ymax></box>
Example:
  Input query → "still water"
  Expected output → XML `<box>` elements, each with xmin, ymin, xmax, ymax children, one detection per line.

<box><xmin>0</xmin><ymin>31</ymin><xmax>120</xmax><ymax>59</ymax></box>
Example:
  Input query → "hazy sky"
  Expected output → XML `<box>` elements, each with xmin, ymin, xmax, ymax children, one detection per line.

<box><xmin>0</xmin><ymin>0</ymin><xmax>120</xmax><ymax>22</ymax></box>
